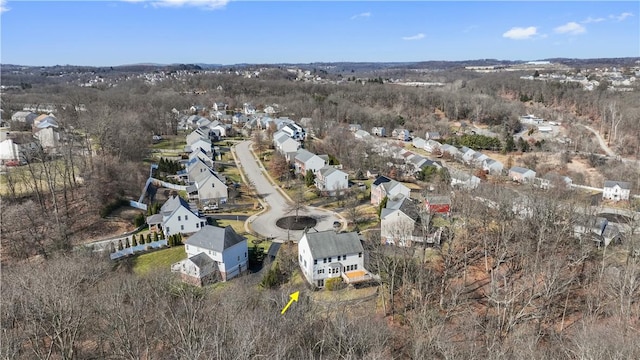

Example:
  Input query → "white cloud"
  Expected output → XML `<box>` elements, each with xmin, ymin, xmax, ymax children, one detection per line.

<box><xmin>554</xmin><ymin>22</ymin><xmax>586</xmax><ymax>35</ymax></box>
<box><xmin>149</xmin><ymin>0</ymin><xmax>230</xmax><ymax>10</ymax></box>
<box><xmin>351</xmin><ymin>12</ymin><xmax>371</xmax><ymax>20</ymax></box>
<box><xmin>610</xmin><ymin>12</ymin><xmax>633</xmax><ymax>21</ymax></box>
<box><xmin>402</xmin><ymin>33</ymin><xmax>425</xmax><ymax>41</ymax></box>
<box><xmin>581</xmin><ymin>16</ymin><xmax>606</xmax><ymax>24</ymax></box>
<box><xmin>0</xmin><ymin>0</ymin><xmax>10</xmax><ymax>13</ymax></box>
<box><xmin>502</xmin><ymin>26</ymin><xmax>537</xmax><ymax>40</ymax></box>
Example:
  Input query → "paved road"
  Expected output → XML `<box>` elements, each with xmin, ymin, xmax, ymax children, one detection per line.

<box><xmin>234</xmin><ymin>140</ymin><xmax>343</xmax><ymax>242</ymax></box>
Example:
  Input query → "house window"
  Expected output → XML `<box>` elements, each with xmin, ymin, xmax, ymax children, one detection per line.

<box><xmin>359</xmin><ymin>252</ymin><xmax>362</xmax><ymax>258</ymax></box>
<box><xmin>245</xmin><ymin>252</ymin><xmax>247</xmax><ymax>258</ymax></box>
<box><xmin>318</xmin><ymin>279</ymin><xmax>324</xmax><ymax>287</ymax></box>
<box><xmin>178</xmin><ymin>216</ymin><xmax>181</xmax><ymax>221</ymax></box>
<box><xmin>323</xmin><ymin>258</ymin><xmax>327</xmax><ymax>263</ymax></box>
<box><xmin>166</xmin><ymin>227</ymin><xmax>170</xmax><ymax>233</ymax></box>
<box><xmin>328</xmin><ymin>257</ymin><xmax>332</xmax><ymax>262</ymax></box>
<box><xmin>185</xmin><ymin>215</ymin><xmax>188</xmax><ymax>221</ymax></box>
<box><xmin>181</xmin><ymin>225</ymin><xmax>184</xmax><ymax>231</ymax></box>
<box><xmin>354</xmin><ymin>264</ymin><xmax>358</xmax><ymax>270</ymax></box>
<box><xmin>314</xmin><ymin>259</ymin><xmax>317</xmax><ymax>265</ymax></box>
<box><xmin>343</xmin><ymin>254</ymin><xmax>347</xmax><ymax>260</ymax></box>
<box><xmin>196</xmin><ymin>223</ymin><xmax>199</xmax><ymax>228</ymax></box>
<box><xmin>300</xmin><ymin>255</ymin><xmax>302</xmax><ymax>262</ymax></box>
<box><xmin>238</xmin><ymin>256</ymin><xmax>240</xmax><ymax>261</ymax></box>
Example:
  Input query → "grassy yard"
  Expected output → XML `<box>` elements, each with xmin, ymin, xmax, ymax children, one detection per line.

<box><xmin>211</xmin><ymin>219</ymin><xmax>271</xmax><ymax>253</ymax></box>
<box><xmin>151</xmin><ymin>138</ymin><xmax>187</xmax><ymax>151</ymax></box>
<box><xmin>132</xmin><ymin>245</ymin><xmax>186</xmax><ymax>275</ymax></box>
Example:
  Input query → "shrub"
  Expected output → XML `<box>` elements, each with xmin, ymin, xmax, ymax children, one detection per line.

<box><xmin>133</xmin><ymin>212</ymin><xmax>146</xmax><ymax>227</ymax></box>
<box><xmin>325</xmin><ymin>277</ymin><xmax>345</xmax><ymax>291</ymax></box>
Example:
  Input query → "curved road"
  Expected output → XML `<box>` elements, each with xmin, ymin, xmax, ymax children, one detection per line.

<box><xmin>581</xmin><ymin>125</ymin><xmax>616</xmax><ymax>157</ymax></box>
<box><xmin>234</xmin><ymin>140</ymin><xmax>344</xmax><ymax>242</ymax></box>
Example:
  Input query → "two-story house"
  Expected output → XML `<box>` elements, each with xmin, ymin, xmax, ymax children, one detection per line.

<box><xmin>298</xmin><ymin>230</ymin><xmax>372</xmax><ymax>288</ymax></box>
<box><xmin>293</xmin><ymin>149</ymin><xmax>326</xmax><ymax>175</ymax></box>
<box><xmin>146</xmin><ymin>195</ymin><xmax>206</xmax><ymax>238</ymax></box>
<box><xmin>370</xmin><ymin>175</ymin><xmax>411</xmax><ymax>206</ymax></box>
<box><xmin>380</xmin><ymin>197</ymin><xmax>430</xmax><ymax>247</ymax></box>
<box><xmin>189</xmin><ymin>168</ymin><xmax>228</xmax><ymax>205</ymax></box>
<box><xmin>172</xmin><ymin>225</ymin><xmax>248</xmax><ymax>286</ymax></box>
<box><xmin>273</xmin><ymin>131</ymin><xmax>301</xmax><ymax>154</ymax></box>
<box><xmin>603</xmin><ymin>180</ymin><xmax>631</xmax><ymax>201</ymax></box>
<box><xmin>509</xmin><ymin>166</ymin><xmax>536</xmax><ymax>183</ymax></box>
<box><xmin>315</xmin><ymin>166</ymin><xmax>348</xmax><ymax>196</ymax></box>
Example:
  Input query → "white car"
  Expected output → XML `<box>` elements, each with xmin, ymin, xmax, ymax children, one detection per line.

<box><xmin>203</xmin><ymin>204</ymin><xmax>218</xmax><ymax>211</ymax></box>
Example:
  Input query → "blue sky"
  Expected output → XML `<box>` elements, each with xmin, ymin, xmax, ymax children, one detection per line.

<box><xmin>1</xmin><ymin>1</ymin><xmax>638</xmax><ymax>66</ymax></box>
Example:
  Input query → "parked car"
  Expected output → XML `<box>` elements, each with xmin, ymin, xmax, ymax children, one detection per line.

<box><xmin>203</xmin><ymin>204</ymin><xmax>218</xmax><ymax>211</ymax></box>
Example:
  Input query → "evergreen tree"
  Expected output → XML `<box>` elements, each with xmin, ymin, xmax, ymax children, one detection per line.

<box><xmin>118</xmin><ymin>239</ymin><xmax>124</xmax><ymax>251</ymax></box>
<box><xmin>305</xmin><ymin>170</ymin><xmax>315</xmax><ymax>187</ymax></box>
<box><xmin>154</xmin><ymin>232</ymin><xmax>159</xmax><ymax>242</ymax></box>
<box><xmin>132</xmin><ymin>234</ymin><xmax>138</xmax><ymax>247</ymax></box>
<box><xmin>125</xmin><ymin>237</ymin><xmax>130</xmax><ymax>248</ymax></box>
<box><xmin>147</xmin><ymin>233</ymin><xmax>152</xmax><ymax>244</ymax></box>
<box><xmin>377</xmin><ymin>196</ymin><xmax>388</xmax><ymax>219</ymax></box>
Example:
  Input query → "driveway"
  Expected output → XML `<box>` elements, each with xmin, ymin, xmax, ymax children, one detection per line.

<box><xmin>234</xmin><ymin>140</ymin><xmax>344</xmax><ymax>242</ymax></box>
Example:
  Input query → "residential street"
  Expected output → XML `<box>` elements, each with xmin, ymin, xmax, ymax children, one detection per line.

<box><xmin>234</xmin><ymin>140</ymin><xmax>344</xmax><ymax>242</ymax></box>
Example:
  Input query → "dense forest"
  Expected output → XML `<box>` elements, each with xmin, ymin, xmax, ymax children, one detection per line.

<box><xmin>1</xmin><ymin>64</ymin><xmax>640</xmax><ymax>358</ymax></box>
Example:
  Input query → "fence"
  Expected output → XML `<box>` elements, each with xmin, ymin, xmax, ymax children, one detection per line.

<box><xmin>109</xmin><ymin>239</ymin><xmax>168</xmax><ymax>260</ymax></box>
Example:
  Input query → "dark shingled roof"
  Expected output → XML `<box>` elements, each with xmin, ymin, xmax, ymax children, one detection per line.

<box><xmin>304</xmin><ymin>230</ymin><xmax>364</xmax><ymax>259</ymax></box>
<box><xmin>604</xmin><ymin>180</ymin><xmax>631</xmax><ymax>190</ymax></box>
<box><xmin>189</xmin><ymin>252</ymin><xmax>218</xmax><ymax>269</ymax></box>
<box><xmin>185</xmin><ymin>225</ymin><xmax>246</xmax><ymax>252</ymax></box>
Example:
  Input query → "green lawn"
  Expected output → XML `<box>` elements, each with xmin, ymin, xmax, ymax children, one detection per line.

<box><xmin>132</xmin><ymin>245</ymin><xmax>186</xmax><ymax>275</ymax></box>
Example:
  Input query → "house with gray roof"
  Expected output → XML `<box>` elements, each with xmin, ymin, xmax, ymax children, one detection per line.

<box><xmin>273</xmin><ymin>130</ymin><xmax>301</xmax><ymax>154</ymax></box>
<box><xmin>509</xmin><ymin>166</ymin><xmax>536</xmax><ymax>183</ymax></box>
<box><xmin>147</xmin><ymin>194</ymin><xmax>205</xmax><ymax>238</ymax></box>
<box><xmin>449</xmin><ymin>168</ymin><xmax>480</xmax><ymax>190</ymax></box>
<box><xmin>11</xmin><ymin>111</ymin><xmax>38</xmax><ymax>125</ymax></box>
<box><xmin>298</xmin><ymin>230</ymin><xmax>372</xmax><ymax>288</ymax></box>
<box><xmin>380</xmin><ymin>197</ymin><xmax>431</xmax><ymax>247</ymax></box>
<box><xmin>370</xmin><ymin>175</ymin><xmax>411</xmax><ymax>206</ymax></box>
<box><xmin>293</xmin><ymin>149</ymin><xmax>326</xmax><ymax>175</ymax></box>
<box><xmin>424</xmin><ymin>139</ymin><xmax>442</xmax><ymax>153</ymax></box>
<box><xmin>482</xmin><ymin>158</ymin><xmax>504</xmax><ymax>175</ymax></box>
<box><xmin>603</xmin><ymin>180</ymin><xmax>631</xmax><ymax>201</ymax></box>
<box><xmin>172</xmin><ymin>225</ymin><xmax>248</xmax><ymax>285</ymax></box>
<box><xmin>315</xmin><ymin>165</ymin><xmax>348</xmax><ymax>196</ymax></box>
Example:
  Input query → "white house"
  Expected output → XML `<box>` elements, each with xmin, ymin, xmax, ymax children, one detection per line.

<box><xmin>449</xmin><ymin>168</ymin><xmax>481</xmax><ymax>190</ymax></box>
<box><xmin>281</xmin><ymin>122</ymin><xmax>305</xmax><ymax>141</ymax></box>
<box><xmin>172</xmin><ymin>225</ymin><xmax>248</xmax><ymax>285</ymax></box>
<box><xmin>424</xmin><ymin>140</ymin><xmax>442</xmax><ymax>153</ymax></box>
<box><xmin>412</xmin><ymin>137</ymin><xmax>426</xmax><ymax>149</ymax></box>
<box><xmin>273</xmin><ymin>131</ymin><xmax>301</xmax><ymax>154</ymax></box>
<box><xmin>186</xmin><ymin>138</ymin><xmax>212</xmax><ymax>154</ymax></box>
<box><xmin>392</xmin><ymin>128</ymin><xmax>411</xmax><ymax>141</ymax></box>
<box><xmin>298</xmin><ymin>230</ymin><xmax>371</xmax><ymax>288</ymax></box>
<box><xmin>371</xmin><ymin>127</ymin><xmax>386</xmax><ymax>137</ymax></box>
<box><xmin>482</xmin><ymin>158</ymin><xmax>504</xmax><ymax>175</ymax></box>
<box><xmin>315</xmin><ymin>166</ymin><xmax>348</xmax><ymax>196</ymax></box>
<box><xmin>146</xmin><ymin>195</ymin><xmax>206</xmax><ymax>238</ymax></box>
<box><xmin>603</xmin><ymin>180</ymin><xmax>631</xmax><ymax>201</ymax></box>
<box><xmin>539</xmin><ymin>173</ymin><xmax>572</xmax><ymax>190</ymax></box>
<box><xmin>293</xmin><ymin>149</ymin><xmax>326</xmax><ymax>175</ymax></box>
<box><xmin>380</xmin><ymin>197</ymin><xmax>429</xmax><ymax>247</ymax></box>
<box><xmin>189</xmin><ymin>169</ymin><xmax>228</xmax><ymax>204</ymax></box>
<box><xmin>186</xmin><ymin>127</ymin><xmax>209</xmax><ymax>145</ymax></box>
<box><xmin>370</xmin><ymin>175</ymin><xmax>411</xmax><ymax>206</ymax></box>
<box><xmin>509</xmin><ymin>166</ymin><xmax>536</xmax><ymax>183</ymax></box>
